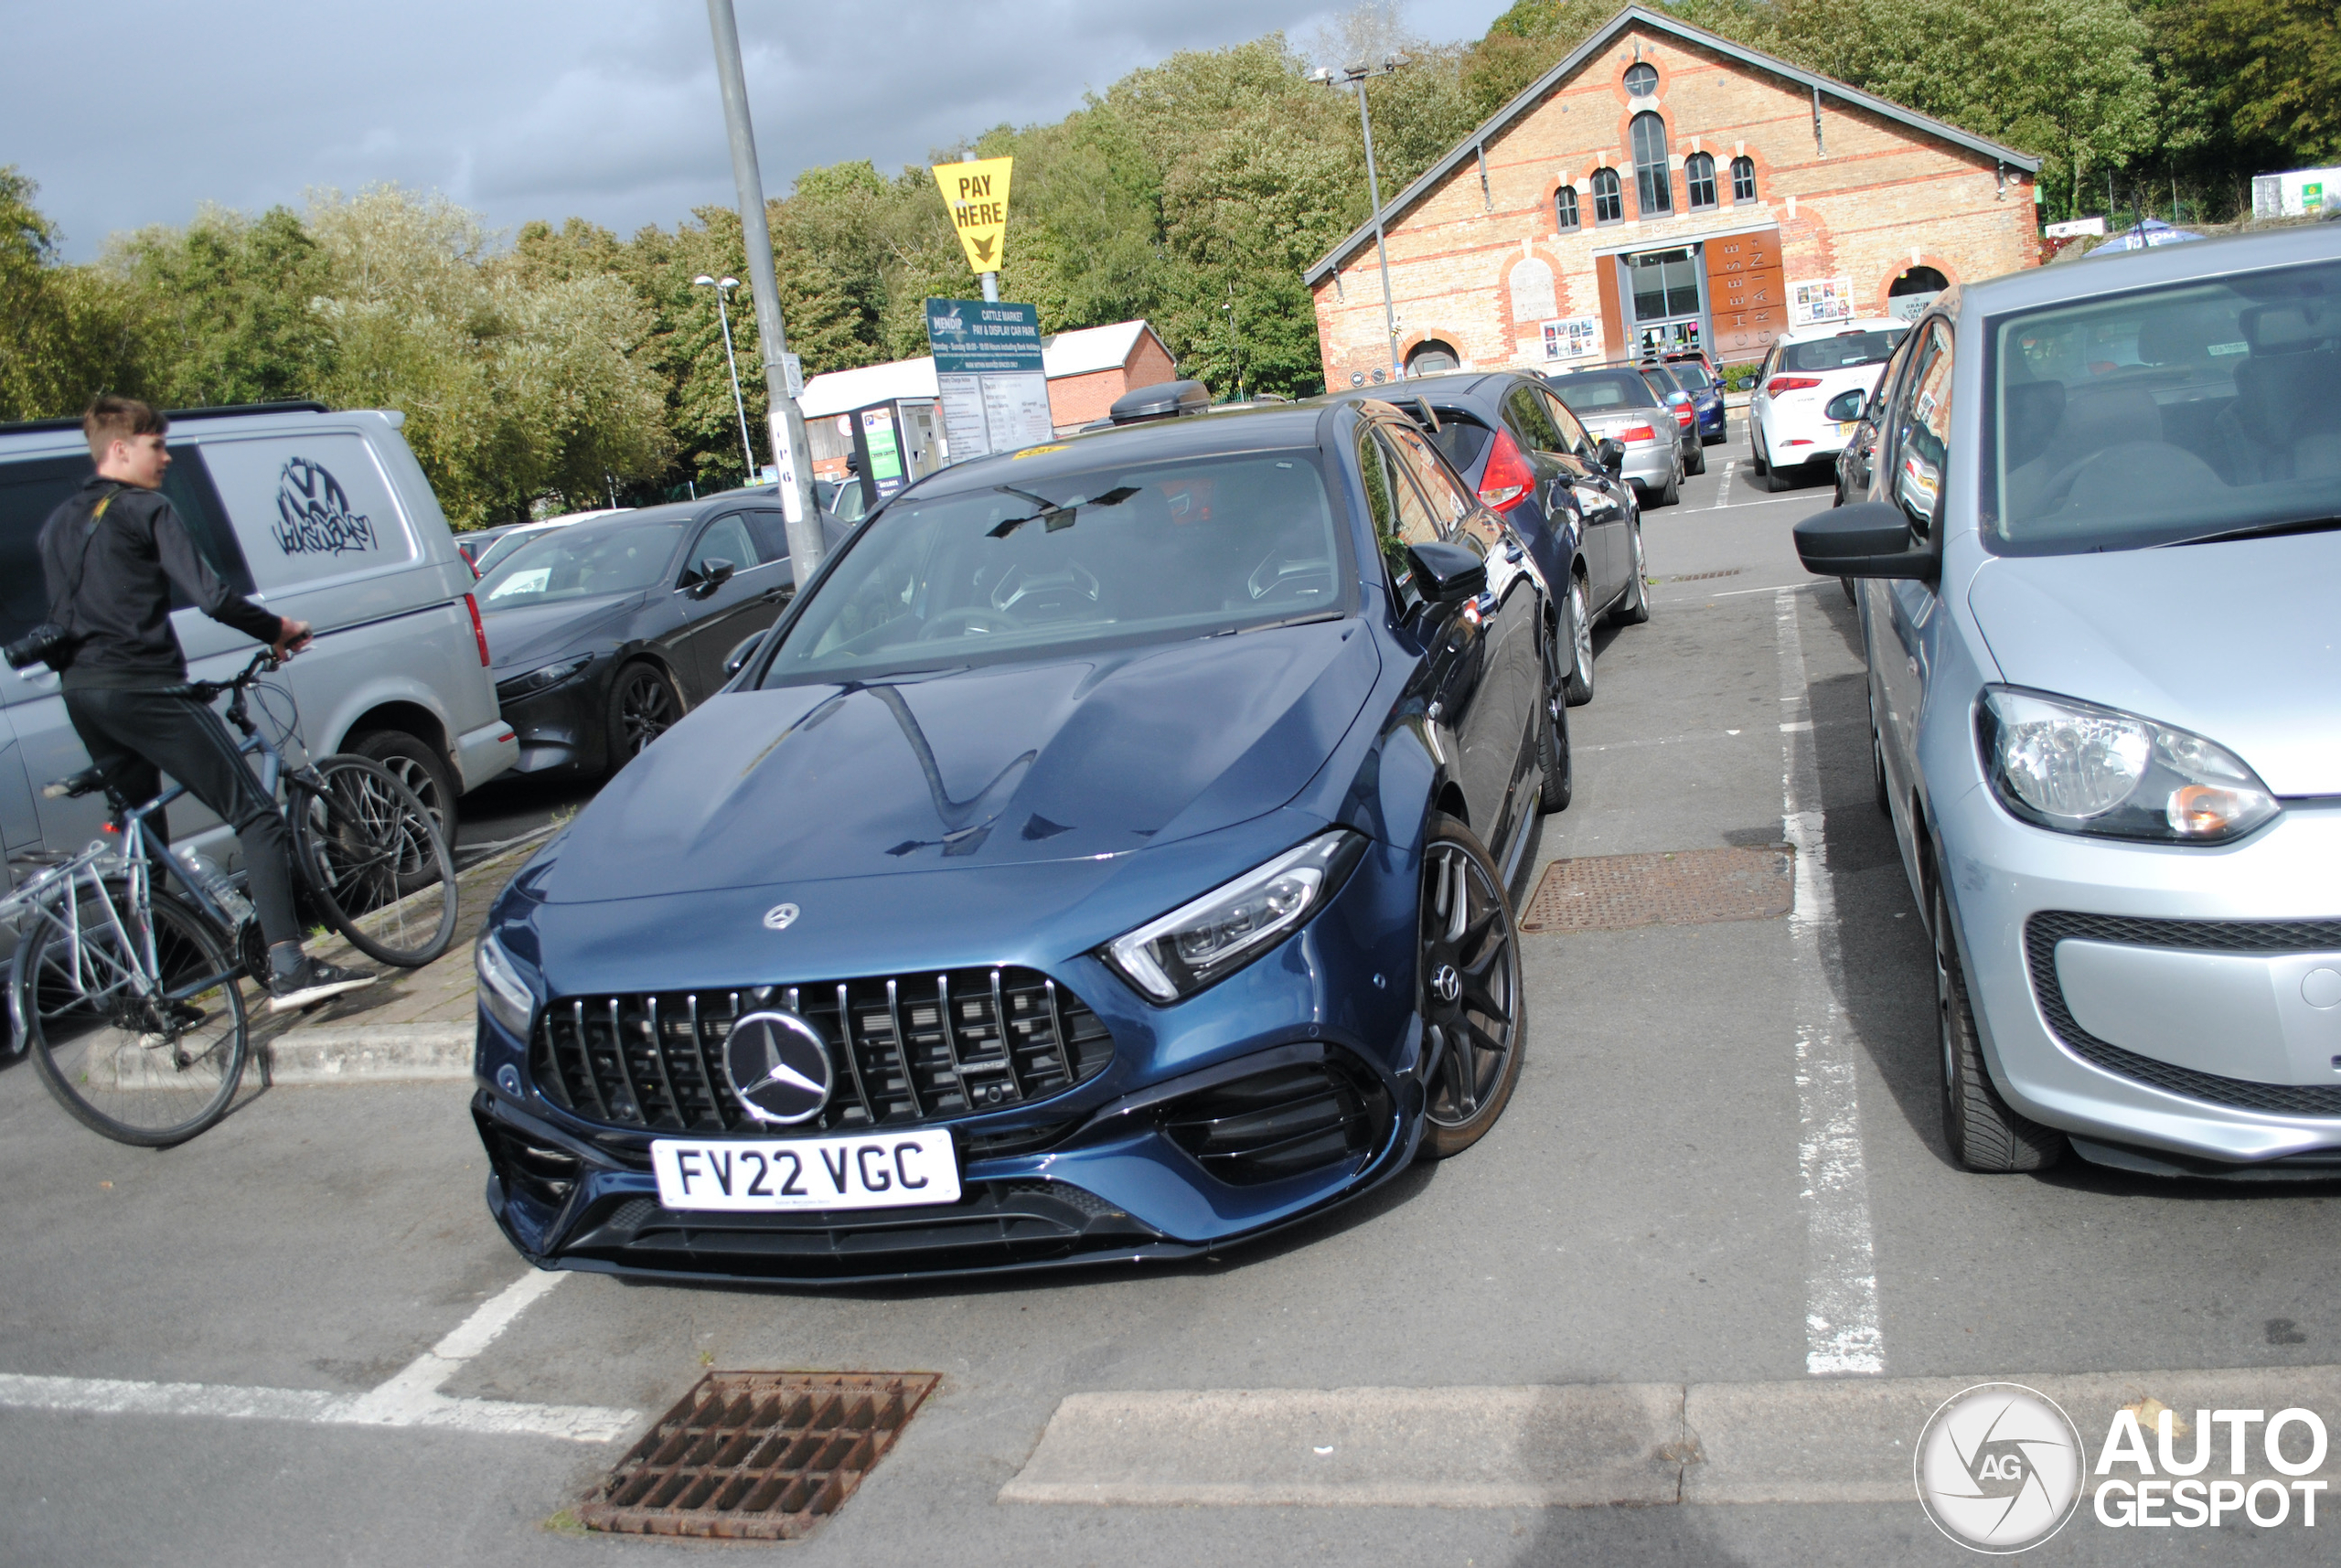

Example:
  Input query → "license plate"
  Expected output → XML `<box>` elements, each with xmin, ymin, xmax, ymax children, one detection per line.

<box><xmin>650</xmin><ymin>1129</ymin><xmax>961</xmax><ymax>1212</ymax></box>
<box><xmin>1834</xmin><ymin>420</ymin><xmax>1858</xmax><ymax>436</ymax></box>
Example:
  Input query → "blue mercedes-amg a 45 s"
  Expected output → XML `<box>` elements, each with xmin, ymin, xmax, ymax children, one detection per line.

<box><xmin>469</xmin><ymin>389</ymin><xmax>1574</xmax><ymax>1283</ymax></box>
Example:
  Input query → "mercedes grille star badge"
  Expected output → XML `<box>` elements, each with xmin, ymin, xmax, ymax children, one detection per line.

<box><xmin>762</xmin><ymin>902</ymin><xmax>800</xmax><ymax>931</ymax></box>
<box><xmin>721</xmin><ymin>1011</ymin><xmax>834</xmax><ymax>1125</ymax></box>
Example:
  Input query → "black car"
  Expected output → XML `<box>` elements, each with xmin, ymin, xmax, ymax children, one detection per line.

<box><xmin>476</xmin><ymin>498</ymin><xmax>800</xmax><ymax>776</ymax></box>
<box><xmin>1335</xmin><ymin>373</ymin><xmax>1647</xmax><ymax>707</ymax></box>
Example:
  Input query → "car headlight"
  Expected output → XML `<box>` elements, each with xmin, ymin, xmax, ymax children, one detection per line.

<box><xmin>1976</xmin><ymin>687</ymin><xmax>2279</xmax><ymax>843</ymax></box>
<box><xmin>494</xmin><ymin>657</ymin><xmax>587</xmax><ymax>703</ymax></box>
<box><xmin>1102</xmin><ymin>830</ymin><xmax>1367</xmax><ymax>1003</ymax></box>
<box><xmin>475</xmin><ymin>932</ymin><xmax>539</xmax><ymax>1038</ymax></box>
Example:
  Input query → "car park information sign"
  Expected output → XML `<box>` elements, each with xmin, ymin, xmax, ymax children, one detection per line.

<box><xmin>926</xmin><ymin>297</ymin><xmax>1053</xmax><ymax>463</ymax></box>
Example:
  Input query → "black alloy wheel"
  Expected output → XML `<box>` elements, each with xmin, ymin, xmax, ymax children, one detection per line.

<box><xmin>1933</xmin><ymin>878</ymin><xmax>2064</xmax><ymax>1172</ymax></box>
<box><xmin>1538</xmin><ymin>684</ymin><xmax>1573</xmax><ymax>813</ymax></box>
<box><xmin>608</xmin><ymin>662</ymin><xmax>682</xmax><ymax>767</ymax></box>
<box><xmin>348</xmin><ymin>730</ymin><xmax>457</xmax><ymax>840</ymax></box>
<box><xmin>1416</xmin><ymin>814</ymin><xmax>1525</xmax><ymax>1158</ymax></box>
<box><xmin>1868</xmin><ymin>684</ymin><xmax>1889</xmax><ymax>815</ymax></box>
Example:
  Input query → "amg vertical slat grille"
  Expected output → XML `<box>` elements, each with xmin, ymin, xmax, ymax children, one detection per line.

<box><xmin>530</xmin><ymin>966</ymin><xmax>1114</xmax><ymax>1135</ymax></box>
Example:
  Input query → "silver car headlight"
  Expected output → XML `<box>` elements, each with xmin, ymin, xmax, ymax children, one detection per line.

<box><xmin>475</xmin><ymin>932</ymin><xmax>540</xmax><ymax>1038</ymax></box>
<box><xmin>1102</xmin><ymin>830</ymin><xmax>1367</xmax><ymax>1003</ymax></box>
<box><xmin>1976</xmin><ymin>687</ymin><xmax>2279</xmax><ymax>843</ymax></box>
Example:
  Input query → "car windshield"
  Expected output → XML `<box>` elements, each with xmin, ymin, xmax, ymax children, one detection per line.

<box><xmin>1779</xmin><ymin>328</ymin><xmax>1907</xmax><ymax>372</ymax></box>
<box><xmin>1549</xmin><ymin>370</ymin><xmax>1658</xmax><ymax>412</ymax></box>
<box><xmin>472</xmin><ymin>527</ymin><xmax>555</xmax><ymax>578</ymax></box>
<box><xmin>1988</xmin><ymin>258</ymin><xmax>2341</xmax><ymax>556</ymax></box>
<box><xmin>760</xmin><ymin>451</ymin><xmax>1343</xmax><ymax>684</ymax></box>
<box><xmin>476</xmin><ymin>520</ymin><xmax>686</xmax><ymax>607</ymax></box>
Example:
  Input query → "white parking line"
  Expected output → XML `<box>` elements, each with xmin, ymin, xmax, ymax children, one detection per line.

<box><xmin>1775</xmin><ymin>588</ymin><xmax>1884</xmax><ymax>1378</ymax></box>
<box><xmin>1712</xmin><ymin>460</ymin><xmax>1737</xmax><ymax>507</ymax></box>
<box><xmin>0</xmin><ymin>1270</ymin><xmax>637</xmax><ymax>1443</ymax></box>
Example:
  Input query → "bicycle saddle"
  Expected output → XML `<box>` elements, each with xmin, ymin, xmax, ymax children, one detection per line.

<box><xmin>42</xmin><ymin>765</ymin><xmax>107</xmax><ymax>801</ymax></box>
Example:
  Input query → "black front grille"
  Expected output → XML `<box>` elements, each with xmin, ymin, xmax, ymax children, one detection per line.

<box><xmin>2026</xmin><ymin>912</ymin><xmax>2341</xmax><ymax>1117</ymax></box>
<box><xmin>1160</xmin><ymin>1055</ymin><xmax>1393</xmax><ymax>1184</ymax></box>
<box><xmin>529</xmin><ymin>967</ymin><xmax>1115</xmax><ymax>1135</ymax></box>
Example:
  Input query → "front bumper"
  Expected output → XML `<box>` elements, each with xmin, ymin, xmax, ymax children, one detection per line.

<box><xmin>472</xmin><ymin>833</ymin><xmax>1435</xmax><ymax>1283</ymax></box>
<box><xmin>494</xmin><ymin>663</ymin><xmax>611</xmax><ymax>776</ymax></box>
<box><xmin>1941</xmin><ymin>785</ymin><xmax>2341</xmax><ymax>1167</ymax></box>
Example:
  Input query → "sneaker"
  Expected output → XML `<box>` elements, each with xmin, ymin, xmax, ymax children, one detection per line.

<box><xmin>266</xmin><ymin>956</ymin><xmax>378</xmax><ymax>1014</ymax></box>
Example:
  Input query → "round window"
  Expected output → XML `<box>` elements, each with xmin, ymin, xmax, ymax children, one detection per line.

<box><xmin>1624</xmin><ymin>62</ymin><xmax>1658</xmax><ymax>97</ymax></box>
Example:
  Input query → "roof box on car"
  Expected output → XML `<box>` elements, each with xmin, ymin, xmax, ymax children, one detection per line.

<box><xmin>1108</xmin><ymin>380</ymin><xmax>1210</xmax><ymax>425</ymax></box>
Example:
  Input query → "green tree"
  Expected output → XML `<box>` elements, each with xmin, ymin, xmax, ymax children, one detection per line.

<box><xmin>107</xmin><ymin>204</ymin><xmax>335</xmax><ymax>407</ymax></box>
<box><xmin>0</xmin><ymin>167</ymin><xmax>151</xmax><ymax>421</ymax></box>
<box><xmin>2152</xmin><ymin>0</ymin><xmax>2341</xmax><ymax>176</ymax></box>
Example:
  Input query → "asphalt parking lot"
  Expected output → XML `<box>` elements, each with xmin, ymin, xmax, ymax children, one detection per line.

<box><xmin>5</xmin><ymin>434</ymin><xmax>2337</xmax><ymax>1566</ymax></box>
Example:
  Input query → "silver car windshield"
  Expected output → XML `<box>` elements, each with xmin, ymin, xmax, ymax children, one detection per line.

<box><xmin>1550</xmin><ymin>370</ymin><xmax>1658</xmax><ymax>412</ymax></box>
<box><xmin>760</xmin><ymin>452</ymin><xmax>1342</xmax><ymax>684</ymax></box>
<box><xmin>1989</xmin><ymin>259</ymin><xmax>2341</xmax><ymax>555</ymax></box>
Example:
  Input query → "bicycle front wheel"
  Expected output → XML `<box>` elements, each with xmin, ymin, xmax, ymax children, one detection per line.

<box><xmin>292</xmin><ymin>755</ymin><xmax>459</xmax><ymax>967</ymax></box>
<box><xmin>14</xmin><ymin>890</ymin><xmax>250</xmax><ymax>1147</ymax></box>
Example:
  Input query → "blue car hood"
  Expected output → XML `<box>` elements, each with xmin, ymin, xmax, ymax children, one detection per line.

<box><xmin>482</xmin><ymin>592</ymin><xmax>643</xmax><ymax>677</ymax></box>
<box><xmin>535</xmin><ymin>618</ymin><xmax>1379</xmax><ymax>904</ymax></box>
<box><xmin>1965</xmin><ymin>530</ymin><xmax>2341</xmax><ymax>795</ymax></box>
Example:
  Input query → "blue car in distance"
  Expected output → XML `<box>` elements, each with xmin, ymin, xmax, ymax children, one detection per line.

<box><xmin>471</xmin><ymin>390</ymin><xmax>1566</xmax><ymax>1283</ymax></box>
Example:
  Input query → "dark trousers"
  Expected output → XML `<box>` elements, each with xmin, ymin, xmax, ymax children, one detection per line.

<box><xmin>63</xmin><ymin>686</ymin><xmax>300</xmax><ymax>949</ymax></box>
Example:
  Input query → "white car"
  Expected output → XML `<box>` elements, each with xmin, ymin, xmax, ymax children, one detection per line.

<box><xmin>1748</xmin><ymin>315</ymin><xmax>1910</xmax><ymax>491</ymax></box>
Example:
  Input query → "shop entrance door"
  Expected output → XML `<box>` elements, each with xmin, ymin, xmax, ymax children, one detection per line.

<box><xmin>1623</xmin><ymin>247</ymin><xmax>1708</xmax><ymax>357</ymax></box>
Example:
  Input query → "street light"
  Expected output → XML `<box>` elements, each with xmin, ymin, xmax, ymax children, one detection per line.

<box><xmin>1309</xmin><ymin>54</ymin><xmax>1409</xmax><ymax>385</ymax></box>
<box><xmin>693</xmin><ymin>273</ymin><xmax>758</xmax><ymax>481</ymax></box>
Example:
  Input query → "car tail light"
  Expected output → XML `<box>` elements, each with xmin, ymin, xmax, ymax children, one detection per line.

<box><xmin>1619</xmin><ymin>424</ymin><xmax>1659</xmax><ymax>443</ymax></box>
<box><xmin>1767</xmin><ymin>376</ymin><xmax>1822</xmax><ymax>396</ymax></box>
<box><xmin>464</xmin><ymin>592</ymin><xmax>491</xmax><ymax>667</ymax></box>
<box><xmin>1670</xmin><ymin>404</ymin><xmax>1694</xmax><ymax>426</ymax></box>
<box><xmin>1477</xmin><ymin>427</ymin><xmax>1536</xmax><ymax>512</ymax></box>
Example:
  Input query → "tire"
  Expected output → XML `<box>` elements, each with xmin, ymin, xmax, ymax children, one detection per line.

<box><xmin>16</xmin><ymin>890</ymin><xmax>249</xmax><ymax>1147</ymax></box>
<box><xmin>347</xmin><ymin>729</ymin><xmax>457</xmax><ymax>842</ymax></box>
<box><xmin>1869</xmin><ymin>688</ymin><xmax>1890</xmax><ymax>815</ymax></box>
<box><xmin>1657</xmin><ymin>466</ymin><xmax>1682</xmax><ymax>507</ymax></box>
<box><xmin>1684</xmin><ymin>441</ymin><xmax>1706</xmax><ymax>476</ymax></box>
<box><xmin>1610</xmin><ymin>523</ymin><xmax>1650</xmax><ymax>626</ymax></box>
<box><xmin>1759</xmin><ymin>431</ymin><xmax>1790</xmax><ymax>492</ymax></box>
<box><xmin>607</xmin><ymin>661</ymin><xmax>683</xmax><ymax>771</ymax></box>
<box><xmin>1841</xmin><ymin>575</ymin><xmax>1856</xmax><ymax>606</ymax></box>
<box><xmin>292</xmin><ymin>756</ymin><xmax>459</xmax><ymax>967</ymax></box>
<box><xmin>1416</xmin><ymin>813</ymin><xmax>1524</xmax><ymax>1159</ymax></box>
<box><xmin>1934</xmin><ymin>878</ymin><xmax>2064</xmax><ymax>1172</ymax></box>
<box><xmin>1537</xmin><ymin>685</ymin><xmax>1573</xmax><ymax>814</ymax></box>
<box><xmin>1561</xmin><ymin>576</ymin><xmax>1596</xmax><ymax>707</ymax></box>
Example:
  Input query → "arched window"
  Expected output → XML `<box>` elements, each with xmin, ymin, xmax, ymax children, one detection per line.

<box><xmin>1590</xmin><ymin>168</ymin><xmax>1623</xmax><ymax>225</ymax></box>
<box><xmin>1555</xmin><ymin>185</ymin><xmax>1580</xmax><ymax>232</ymax></box>
<box><xmin>1685</xmin><ymin>152</ymin><xmax>1717</xmax><ymax>210</ymax></box>
<box><xmin>1630</xmin><ymin>112</ymin><xmax>1673</xmax><ymax>216</ymax></box>
<box><xmin>1623</xmin><ymin>62</ymin><xmax>1658</xmax><ymax>97</ymax></box>
<box><xmin>1731</xmin><ymin>155</ymin><xmax>1758</xmax><ymax>203</ymax></box>
<box><xmin>1406</xmin><ymin>340</ymin><xmax>1460</xmax><ymax>375</ymax></box>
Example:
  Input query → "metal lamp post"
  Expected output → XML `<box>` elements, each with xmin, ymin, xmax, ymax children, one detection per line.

<box><xmin>694</xmin><ymin>273</ymin><xmax>757</xmax><ymax>482</ymax></box>
<box><xmin>1309</xmin><ymin>54</ymin><xmax>1408</xmax><ymax>384</ymax></box>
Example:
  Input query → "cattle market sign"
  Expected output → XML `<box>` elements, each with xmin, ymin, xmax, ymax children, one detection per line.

<box><xmin>925</xmin><ymin>297</ymin><xmax>1051</xmax><ymax>462</ymax></box>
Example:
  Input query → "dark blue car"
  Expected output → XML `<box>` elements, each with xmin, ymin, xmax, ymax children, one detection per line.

<box><xmin>469</xmin><ymin>394</ymin><xmax>1565</xmax><ymax>1284</ymax></box>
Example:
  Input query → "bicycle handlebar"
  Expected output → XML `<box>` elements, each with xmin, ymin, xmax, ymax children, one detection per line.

<box><xmin>179</xmin><ymin>647</ymin><xmax>281</xmax><ymax>704</ymax></box>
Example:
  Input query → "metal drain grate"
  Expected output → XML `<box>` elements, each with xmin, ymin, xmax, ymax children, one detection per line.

<box><xmin>580</xmin><ymin>1371</ymin><xmax>938</xmax><ymax>1539</ymax></box>
<box><xmin>1519</xmin><ymin>847</ymin><xmax>1793</xmax><ymax>933</ymax></box>
<box><xmin>1666</xmin><ymin>569</ymin><xmax>1743</xmax><ymax>582</ymax></box>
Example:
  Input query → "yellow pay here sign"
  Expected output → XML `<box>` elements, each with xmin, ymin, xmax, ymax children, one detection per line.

<box><xmin>933</xmin><ymin>156</ymin><xmax>1013</xmax><ymax>275</ymax></box>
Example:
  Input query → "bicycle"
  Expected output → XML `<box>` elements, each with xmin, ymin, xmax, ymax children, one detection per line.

<box><xmin>1</xmin><ymin>648</ymin><xmax>459</xmax><ymax>1147</ymax></box>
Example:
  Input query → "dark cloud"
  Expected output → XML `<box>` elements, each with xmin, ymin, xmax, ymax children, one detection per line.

<box><xmin>4</xmin><ymin>0</ymin><xmax>1507</xmax><ymax>259</ymax></box>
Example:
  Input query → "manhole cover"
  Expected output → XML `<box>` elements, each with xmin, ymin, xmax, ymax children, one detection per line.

<box><xmin>1519</xmin><ymin>846</ymin><xmax>1792</xmax><ymax>933</ymax></box>
<box><xmin>580</xmin><ymin>1371</ymin><xmax>939</xmax><ymax>1539</ymax></box>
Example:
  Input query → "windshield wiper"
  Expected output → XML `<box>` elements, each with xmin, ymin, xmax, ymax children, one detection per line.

<box><xmin>987</xmin><ymin>485</ymin><xmax>1138</xmax><ymax>539</ymax></box>
<box><xmin>2154</xmin><ymin>516</ymin><xmax>2341</xmax><ymax>549</ymax></box>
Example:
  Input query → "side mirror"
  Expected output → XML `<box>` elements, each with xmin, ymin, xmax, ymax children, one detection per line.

<box><xmin>1793</xmin><ymin>501</ymin><xmax>1934</xmax><ymax>581</ymax></box>
<box><xmin>1596</xmin><ymin>438</ymin><xmax>1626</xmax><ymax>475</ymax></box>
<box><xmin>1406</xmin><ymin>540</ymin><xmax>1488</xmax><ymax>605</ymax></box>
<box><xmin>686</xmin><ymin>559</ymin><xmax>736</xmax><ymax>599</ymax></box>
<box><xmin>722</xmin><ymin>627</ymin><xmax>767</xmax><ymax>678</ymax></box>
<box><xmin>1823</xmin><ymin>389</ymin><xmax>1865</xmax><ymax>421</ymax></box>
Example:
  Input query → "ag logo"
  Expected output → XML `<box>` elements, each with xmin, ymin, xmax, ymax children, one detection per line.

<box><xmin>273</xmin><ymin>457</ymin><xmax>378</xmax><ymax>557</ymax></box>
<box><xmin>762</xmin><ymin>902</ymin><xmax>799</xmax><ymax>932</ymax></box>
<box><xmin>720</xmin><ymin>1011</ymin><xmax>833</xmax><ymax>1125</ymax></box>
<box><xmin>1915</xmin><ymin>1383</ymin><xmax>2085</xmax><ymax>1552</ymax></box>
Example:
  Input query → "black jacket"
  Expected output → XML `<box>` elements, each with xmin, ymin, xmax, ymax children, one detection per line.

<box><xmin>37</xmin><ymin>476</ymin><xmax>282</xmax><ymax>689</ymax></box>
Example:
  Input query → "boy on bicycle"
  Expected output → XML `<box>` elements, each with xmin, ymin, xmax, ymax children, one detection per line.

<box><xmin>36</xmin><ymin>396</ymin><xmax>375</xmax><ymax>1013</ymax></box>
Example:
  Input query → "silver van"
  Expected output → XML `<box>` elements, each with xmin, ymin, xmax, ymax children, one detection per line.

<box><xmin>0</xmin><ymin>400</ymin><xmax>518</xmax><ymax>882</ymax></box>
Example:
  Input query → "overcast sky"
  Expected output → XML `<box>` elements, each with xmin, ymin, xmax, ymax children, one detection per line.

<box><xmin>5</xmin><ymin>0</ymin><xmax>1511</xmax><ymax>261</ymax></box>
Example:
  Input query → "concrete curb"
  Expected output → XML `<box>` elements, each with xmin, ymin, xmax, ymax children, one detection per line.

<box><xmin>259</xmin><ymin>1022</ymin><xmax>473</xmax><ymax>1085</ymax></box>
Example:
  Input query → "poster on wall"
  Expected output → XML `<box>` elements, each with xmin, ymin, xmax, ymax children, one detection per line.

<box><xmin>1789</xmin><ymin>277</ymin><xmax>1853</xmax><ymax>326</ymax></box>
<box><xmin>1542</xmin><ymin>317</ymin><xmax>1602</xmax><ymax>361</ymax></box>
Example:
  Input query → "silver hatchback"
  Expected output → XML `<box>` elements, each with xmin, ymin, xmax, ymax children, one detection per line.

<box><xmin>1795</xmin><ymin>223</ymin><xmax>2341</xmax><ymax>1178</ymax></box>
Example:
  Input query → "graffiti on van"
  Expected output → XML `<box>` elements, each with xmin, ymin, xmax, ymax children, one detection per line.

<box><xmin>273</xmin><ymin>457</ymin><xmax>378</xmax><ymax>556</ymax></box>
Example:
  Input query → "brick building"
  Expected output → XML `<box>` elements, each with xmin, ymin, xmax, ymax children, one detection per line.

<box><xmin>1307</xmin><ymin>6</ymin><xmax>2041</xmax><ymax>384</ymax></box>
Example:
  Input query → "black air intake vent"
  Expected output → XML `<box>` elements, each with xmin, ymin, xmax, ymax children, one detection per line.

<box><xmin>530</xmin><ymin>968</ymin><xmax>1114</xmax><ymax>1135</ymax></box>
<box><xmin>1160</xmin><ymin>1054</ymin><xmax>1392</xmax><ymax>1184</ymax></box>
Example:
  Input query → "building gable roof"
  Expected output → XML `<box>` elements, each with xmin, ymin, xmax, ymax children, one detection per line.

<box><xmin>1303</xmin><ymin>5</ymin><xmax>2040</xmax><ymax>286</ymax></box>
